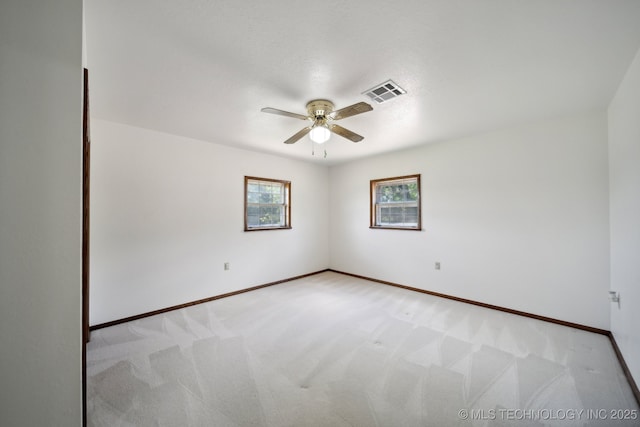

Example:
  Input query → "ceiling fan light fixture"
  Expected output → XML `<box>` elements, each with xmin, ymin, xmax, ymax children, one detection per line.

<box><xmin>309</xmin><ymin>125</ymin><xmax>331</xmax><ymax>144</ymax></box>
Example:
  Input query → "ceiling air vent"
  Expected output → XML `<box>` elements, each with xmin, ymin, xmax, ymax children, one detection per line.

<box><xmin>362</xmin><ymin>79</ymin><xmax>406</xmax><ymax>104</ymax></box>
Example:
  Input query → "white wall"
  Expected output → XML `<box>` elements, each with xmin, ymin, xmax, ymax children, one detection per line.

<box><xmin>0</xmin><ymin>1</ymin><xmax>83</xmax><ymax>425</ymax></box>
<box><xmin>329</xmin><ymin>111</ymin><xmax>611</xmax><ymax>330</ymax></box>
<box><xmin>609</xmin><ymin>46</ymin><xmax>640</xmax><ymax>386</ymax></box>
<box><xmin>90</xmin><ymin>120</ymin><xmax>329</xmax><ymax>325</ymax></box>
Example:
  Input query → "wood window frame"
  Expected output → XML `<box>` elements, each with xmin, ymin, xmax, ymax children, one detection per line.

<box><xmin>370</xmin><ymin>174</ymin><xmax>422</xmax><ymax>231</ymax></box>
<box><xmin>244</xmin><ymin>176</ymin><xmax>291</xmax><ymax>231</ymax></box>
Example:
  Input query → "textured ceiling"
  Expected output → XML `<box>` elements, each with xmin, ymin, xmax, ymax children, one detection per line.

<box><xmin>85</xmin><ymin>0</ymin><xmax>640</xmax><ymax>165</ymax></box>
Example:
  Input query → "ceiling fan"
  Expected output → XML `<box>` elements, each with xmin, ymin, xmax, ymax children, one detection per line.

<box><xmin>261</xmin><ymin>99</ymin><xmax>373</xmax><ymax>145</ymax></box>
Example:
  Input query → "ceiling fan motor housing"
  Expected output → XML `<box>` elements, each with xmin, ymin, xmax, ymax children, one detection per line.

<box><xmin>306</xmin><ymin>99</ymin><xmax>334</xmax><ymax>119</ymax></box>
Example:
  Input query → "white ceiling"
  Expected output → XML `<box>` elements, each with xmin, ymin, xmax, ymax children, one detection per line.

<box><xmin>85</xmin><ymin>0</ymin><xmax>640</xmax><ymax>165</ymax></box>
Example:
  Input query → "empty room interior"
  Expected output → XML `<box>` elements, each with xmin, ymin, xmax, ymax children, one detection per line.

<box><xmin>2</xmin><ymin>0</ymin><xmax>640</xmax><ymax>426</ymax></box>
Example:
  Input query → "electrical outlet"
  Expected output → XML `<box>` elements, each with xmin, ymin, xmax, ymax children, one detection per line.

<box><xmin>435</xmin><ymin>262</ymin><xmax>441</xmax><ymax>270</ymax></box>
<box><xmin>609</xmin><ymin>291</ymin><xmax>619</xmax><ymax>303</ymax></box>
<box><xmin>224</xmin><ymin>262</ymin><xmax>230</xmax><ymax>271</ymax></box>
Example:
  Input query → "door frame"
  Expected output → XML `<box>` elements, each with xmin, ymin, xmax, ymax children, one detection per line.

<box><xmin>82</xmin><ymin>67</ymin><xmax>90</xmax><ymax>426</ymax></box>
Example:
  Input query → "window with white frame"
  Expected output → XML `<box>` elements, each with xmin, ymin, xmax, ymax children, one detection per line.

<box><xmin>244</xmin><ymin>176</ymin><xmax>291</xmax><ymax>231</ymax></box>
<box><xmin>370</xmin><ymin>174</ymin><xmax>421</xmax><ymax>230</ymax></box>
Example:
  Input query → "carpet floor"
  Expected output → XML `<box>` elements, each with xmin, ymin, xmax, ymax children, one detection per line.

<box><xmin>86</xmin><ymin>271</ymin><xmax>639</xmax><ymax>426</ymax></box>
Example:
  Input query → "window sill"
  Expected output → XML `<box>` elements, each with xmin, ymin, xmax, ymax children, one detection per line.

<box><xmin>369</xmin><ymin>226</ymin><xmax>422</xmax><ymax>231</ymax></box>
<box><xmin>245</xmin><ymin>226</ymin><xmax>292</xmax><ymax>232</ymax></box>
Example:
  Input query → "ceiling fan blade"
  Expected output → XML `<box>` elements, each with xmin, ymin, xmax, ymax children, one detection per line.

<box><xmin>328</xmin><ymin>102</ymin><xmax>373</xmax><ymax>120</ymax></box>
<box><xmin>284</xmin><ymin>126</ymin><xmax>312</xmax><ymax>144</ymax></box>
<box><xmin>261</xmin><ymin>107</ymin><xmax>310</xmax><ymax>121</ymax></box>
<box><xmin>329</xmin><ymin>124</ymin><xmax>364</xmax><ymax>143</ymax></box>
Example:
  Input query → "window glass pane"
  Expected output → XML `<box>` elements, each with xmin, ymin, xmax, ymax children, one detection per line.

<box><xmin>389</xmin><ymin>206</ymin><xmax>402</xmax><ymax>224</ymax></box>
<box><xmin>377</xmin><ymin>205</ymin><xmax>419</xmax><ymax>225</ymax></box>
<box><xmin>247</xmin><ymin>192</ymin><xmax>260</xmax><ymax>203</ymax></box>
<box><xmin>379</xmin><ymin>206</ymin><xmax>389</xmax><ymax>223</ymax></box>
<box><xmin>259</xmin><ymin>192</ymin><xmax>273</xmax><ymax>203</ymax></box>
<box><xmin>377</xmin><ymin>182</ymin><xmax>417</xmax><ymax>203</ymax></box>
<box><xmin>406</xmin><ymin>182</ymin><xmax>419</xmax><ymax>201</ymax></box>
<box><xmin>247</xmin><ymin>205</ymin><xmax>260</xmax><ymax>227</ymax></box>
<box><xmin>390</xmin><ymin>213</ymin><xmax>403</xmax><ymax>223</ymax></box>
<box><xmin>259</xmin><ymin>205</ymin><xmax>282</xmax><ymax>226</ymax></box>
<box><xmin>404</xmin><ymin>206</ymin><xmax>418</xmax><ymax>223</ymax></box>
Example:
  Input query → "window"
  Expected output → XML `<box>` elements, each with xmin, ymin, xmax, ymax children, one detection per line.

<box><xmin>244</xmin><ymin>176</ymin><xmax>291</xmax><ymax>231</ymax></box>
<box><xmin>370</xmin><ymin>174</ymin><xmax>421</xmax><ymax>230</ymax></box>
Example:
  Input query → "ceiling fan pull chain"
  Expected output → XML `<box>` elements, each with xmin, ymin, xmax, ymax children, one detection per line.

<box><xmin>324</xmin><ymin>149</ymin><xmax>327</xmax><ymax>159</ymax></box>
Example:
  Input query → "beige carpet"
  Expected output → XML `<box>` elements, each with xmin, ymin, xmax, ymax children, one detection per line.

<box><xmin>86</xmin><ymin>271</ymin><xmax>639</xmax><ymax>426</ymax></box>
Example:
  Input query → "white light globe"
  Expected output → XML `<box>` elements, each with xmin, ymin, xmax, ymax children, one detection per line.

<box><xmin>310</xmin><ymin>126</ymin><xmax>330</xmax><ymax>144</ymax></box>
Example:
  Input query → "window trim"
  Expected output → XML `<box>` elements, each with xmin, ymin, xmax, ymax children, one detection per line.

<box><xmin>370</xmin><ymin>174</ymin><xmax>422</xmax><ymax>231</ymax></box>
<box><xmin>244</xmin><ymin>176</ymin><xmax>291</xmax><ymax>231</ymax></box>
